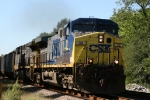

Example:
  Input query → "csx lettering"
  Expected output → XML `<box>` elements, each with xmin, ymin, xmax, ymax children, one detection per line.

<box><xmin>89</xmin><ymin>44</ymin><xmax>111</xmax><ymax>53</ymax></box>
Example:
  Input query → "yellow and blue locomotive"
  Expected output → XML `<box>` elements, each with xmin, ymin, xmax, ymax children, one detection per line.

<box><xmin>1</xmin><ymin>18</ymin><xmax>126</xmax><ymax>94</ymax></box>
<box><xmin>39</xmin><ymin>18</ymin><xmax>125</xmax><ymax>94</ymax></box>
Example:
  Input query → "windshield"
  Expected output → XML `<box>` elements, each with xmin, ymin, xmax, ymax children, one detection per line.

<box><xmin>72</xmin><ymin>24</ymin><xmax>95</xmax><ymax>33</ymax></box>
<box><xmin>72</xmin><ymin>24</ymin><xmax>117</xmax><ymax>35</ymax></box>
<box><xmin>97</xmin><ymin>24</ymin><xmax>116</xmax><ymax>34</ymax></box>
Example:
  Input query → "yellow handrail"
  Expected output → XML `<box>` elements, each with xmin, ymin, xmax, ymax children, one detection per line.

<box><xmin>74</xmin><ymin>47</ymin><xmax>84</xmax><ymax>63</ymax></box>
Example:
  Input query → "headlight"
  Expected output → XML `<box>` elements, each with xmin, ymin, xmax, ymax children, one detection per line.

<box><xmin>99</xmin><ymin>35</ymin><xmax>103</xmax><ymax>39</ymax></box>
<box><xmin>114</xmin><ymin>60</ymin><xmax>119</xmax><ymax>64</ymax></box>
<box><xmin>83</xmin><ymin>41</ymin><xmax>86</xmax><ymax>45</ymax></box>
<box><xmin>99</xmin><ymin>39</ymin><xmax>103</xmax><ymax>42</ymax></box>
<box><xmin>87</xmin><ymin>58</ymin><xmax>93</xmax><ymax>64</ymax></box>
<box><xmin>98</xmin><ymin>35</ymin><xmax>104</xmax><ymax>43</ymax></box>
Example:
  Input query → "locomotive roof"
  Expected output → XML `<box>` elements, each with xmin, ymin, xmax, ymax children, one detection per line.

<box><xmin>34</xmin><ymin>36</ymin><xmax>50</xmax><ymax>48</ymax></box>
<box><xmin>35</xmin><ymin>36</ymin><xmax>50</xmax><ymax>43</ymax></box>
<box><xmin>26</xmin><ymin>41</ymin><xmax>38</xmax><ymax>50</ymax></box>
<box><xmin>26</xmin><ymin>41</ymin><xmax>35</xmax><ymax>47</ymax></box>
<box><xmin>71</xmin><ymin>18</ymin><xmax>119</xmax><ymax>29</ymax></box>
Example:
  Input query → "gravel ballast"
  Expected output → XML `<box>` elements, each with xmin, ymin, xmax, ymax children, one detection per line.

<box><xmin>126</xmin><ymin>83</ymin><xmax>150</xmax><ymax>93</ymax></box>
<box><xmin>21</xmin><ymin>85</ymin><xmax>84</xmax><ymax>100</ymax></box>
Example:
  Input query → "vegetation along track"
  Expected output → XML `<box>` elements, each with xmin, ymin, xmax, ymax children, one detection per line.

<box><xmin>0</xmin><ymin>78</ymin><xmax>84</xmax><ymax>100</ymax></box>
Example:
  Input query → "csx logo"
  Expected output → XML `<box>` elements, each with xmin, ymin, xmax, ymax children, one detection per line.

<box><xmin>89</xmin><ymin>44</ymin><xmax>111</xmax><ymax>53</ymax></box>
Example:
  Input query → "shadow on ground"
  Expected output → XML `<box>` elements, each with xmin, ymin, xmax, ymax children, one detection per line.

<box><xmin>42</xmin><ymin>93</ymin><xmax>63</xmax><ymax>99</ymax></box>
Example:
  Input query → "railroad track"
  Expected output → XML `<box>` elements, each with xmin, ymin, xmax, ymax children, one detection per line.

<box><xmin>34</xmin><ymin>82</ymin><xmax>123</xmax><ymax>100</ymax></box>
<box><xmin>19</xmin><ymin>80</ymin><xmax>118</xmax><ymax>100</ymax></box>
<box><xmin>118</xmin><ymin>90</ymin><xmax>150</xmax><ymax>100</ymax></box>
<box><xmin>2</xmin><ymin>78</ymin><xmax>150</xmax><ymax>100</ymax></box>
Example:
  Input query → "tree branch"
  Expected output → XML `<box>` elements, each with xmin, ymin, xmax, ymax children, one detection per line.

<box><xmin>135</xmin><ymin>0</ymin><xmax>148</xmax><ymax>20</ymax></box>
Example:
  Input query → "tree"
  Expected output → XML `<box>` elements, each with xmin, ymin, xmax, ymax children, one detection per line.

<box><xmin>121</xmin><ymin>0</ymin><xmax>150</xmax><ymax>19</ymax></box>
<box><xmin>111</xmin><ymin>0</ymin><xmax>150</xmax><ymax>84</ymax></box>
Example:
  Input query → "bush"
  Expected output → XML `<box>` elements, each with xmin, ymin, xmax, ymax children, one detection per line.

<box><xmin>2</xmin><ymin>80</ymin><xmax>21</xmax><ymax>100</ymax></box>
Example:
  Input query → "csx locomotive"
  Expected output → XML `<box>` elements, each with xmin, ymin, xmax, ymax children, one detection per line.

<box><xmin>0</xmin><ymin>18</ymin><xmax>126</xmax><ymax>94</ymax></box>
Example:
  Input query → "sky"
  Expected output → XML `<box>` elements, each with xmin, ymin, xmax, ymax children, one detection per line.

<box><xmin>0</xmin><ymin>0</ymin><xmax>119</xmax><ymax>55</ymax></box>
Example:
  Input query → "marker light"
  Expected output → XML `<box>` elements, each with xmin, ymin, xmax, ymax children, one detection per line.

<box><xmin>115</xmin><ymin>43</ymin><xmax>118</xmax><ymax>46</ymax></box>
<box><xmin>120</xmin><ymin>44</ymin><xmax>123</xmax><ymax>47</ymax></box>
<box><xmin>76</xmin><ymin>41</ymin><xmax>87</xmax><ymax>45</ymax></box>
<box><xmin>83</xmin><ymin>41</ymin><xmax>86</xmax><ymax>45</ymax></box>
<box><xmin>76</xmin><ymin>41</ymin><xmax>80</xmax><ymax>45</ymax></box>
<box><xmin>114</xmin><ymin>43</ymin><xmax>123</xmax><ymax>47</ymax></box>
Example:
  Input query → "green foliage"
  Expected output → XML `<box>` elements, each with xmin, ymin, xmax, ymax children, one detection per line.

<box><xmin>111</xmin><ymin>0</ymin><xmax>150</xmax><ymax>84</ymax></box>
<box><xmin>2</xmin><ymin>80</ymin><xmax>21</xmax><ymax>100</ymax></box>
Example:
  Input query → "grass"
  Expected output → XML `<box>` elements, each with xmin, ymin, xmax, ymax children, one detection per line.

<box><xmin>2</xmin><ymin>79</ymin><xmax>21</xmax><ymax>100</ymax></box>
<box><xmin>0</xmin><ymin>79</ymin><xmax>52</xmax><ymax>100</ymax></box>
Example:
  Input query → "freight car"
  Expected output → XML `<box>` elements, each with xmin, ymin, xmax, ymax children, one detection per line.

<box><xmin>0</xmin><ymin>55</ymin><xmax>7</xmax><ymax>77</ymax></box>
<box><xmin>5</xmin><ymin>52</ymin><xmax>15</xmax><ymax>78</ymax></box>
<box><xmin>1</xmin><ymin>18</ymin><xmax>126</xmax><ymax>94</ymax></box>
<box><xmin>0</xmin><ymin>56</ymin><xmax>1</xmax><ymax>76</ymax></box>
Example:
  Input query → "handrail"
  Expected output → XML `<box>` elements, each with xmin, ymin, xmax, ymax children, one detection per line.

<box><xmin>74</xmin><ymin>46</ymin><xmax>84</xmax><ymax>85</ymax></box>
<box><xmin>74</xmin><ymin>47</ymin><xmax>84</xmax><ymax>63</ymax></box>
